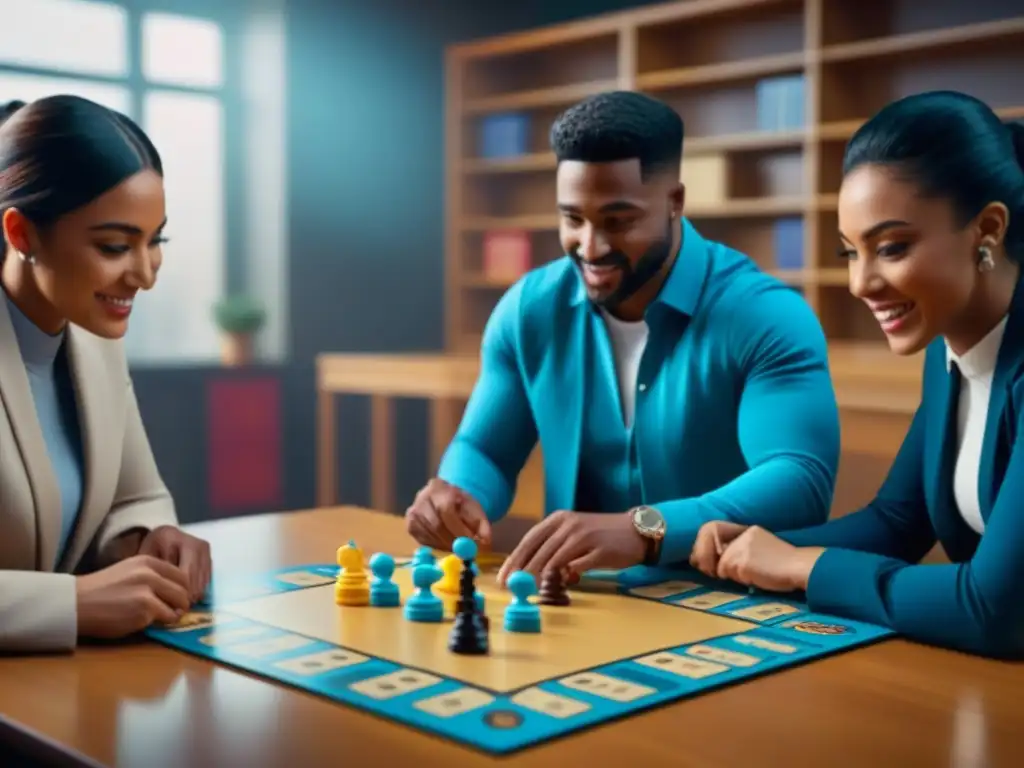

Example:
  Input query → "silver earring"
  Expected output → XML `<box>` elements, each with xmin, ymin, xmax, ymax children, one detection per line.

<box><xmin>17</xmin><ymin>250</ymin><xmax>35</xmax><ymax>265</ymax></box>
<box><xmin>978</xmin><ymin>245</ymin><xmax>995</xmax><ymax>272</ymax></box>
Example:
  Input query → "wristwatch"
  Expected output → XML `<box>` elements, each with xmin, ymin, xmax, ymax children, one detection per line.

<box><xmin>630</xmin><ymin>505</ymin><xmax>666</xmax><ymax>565</ymax></box>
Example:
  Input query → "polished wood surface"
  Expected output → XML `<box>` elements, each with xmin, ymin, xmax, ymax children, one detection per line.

<box><xmin>1</xmin><ymin>507</ymin><xmax>1022</xmax><ymax>767</ymax></box>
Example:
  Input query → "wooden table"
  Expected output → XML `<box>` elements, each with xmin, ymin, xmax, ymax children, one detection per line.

<box><xmin>2</xmin><ymin>507</ymin><xmax>1021</xmax><ymax>767</ymax></box>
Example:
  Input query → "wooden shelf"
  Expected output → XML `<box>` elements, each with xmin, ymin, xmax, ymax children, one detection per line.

<box><xmin>444</xmin><ymin>0</ymin><xmax>1024</xmax><ymax>378</ymax></box>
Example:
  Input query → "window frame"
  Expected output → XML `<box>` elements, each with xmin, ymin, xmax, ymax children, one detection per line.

<box><xmin>0</xmin><ymin>1</ymin><xmax>245</xmax><ymax>359</ymax></box>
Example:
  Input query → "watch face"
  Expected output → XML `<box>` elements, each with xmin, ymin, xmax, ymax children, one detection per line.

<box><xmin>636</xmin><ymin>506</ymin><xmax>664</xmax><ymax>532</ymax></box>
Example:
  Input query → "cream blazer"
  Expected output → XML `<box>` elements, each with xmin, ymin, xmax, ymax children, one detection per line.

<box><xmin>0</xmin><ymin>293</ymin><xmax>178</xmax><ymax>652</ymax></box>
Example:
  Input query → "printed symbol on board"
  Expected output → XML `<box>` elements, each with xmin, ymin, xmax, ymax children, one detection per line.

<box><xmin>558</xmin><ymin>672</ymin><xmax>655</xmax><ymax>702</ymax></box>
<box><xmin>728</xmin><ymin>602</ymin><xmax>801</xmax><ymax>622</ymax></box>
<box><xmin>413</xmin><ymin>687</ymin><xmax>494</xmax><ymax>718</ymax></box>
<box><xmin>685</xmin><ymin>644</ymin><xmax>760</xmax><ymax>667</ymax></box>
<box><xmin>198</xmin><ymin>625</ymin><xmax>268</xmax><ymax>646</ymax></box>
<box><xmin>275</xmin><ymin>570</ymin><xmax>336</xmax><ymax>588</ymax></box>
<box><xmin>676</xmin><ymin>591</ymin><xmax>745</xmax><ymax>610</ymax></box>
<box><xmin>232</xmin><ymin>633</ymin><xmax>316</xmax><ymax>658</ymax></box>
<box><xmin>483</xmin><ymin>710</ymin><xmax>524</xmax><ymax>729</ymax></box>
<box><xmin>164</xmin><ymin>611</ymin><xmax>220</xmax><ymax>632</ymax></box>
<box><xmin>634</xmin><ymin>651</ymin><xmax>729</xmax><ymax>679</ymax></box>
<box><xmin>733</xmin><ymin>635</ymin><xmax>799</xmax><ymax>654</ymax></box>
<box><xmin>274</xmin><ymin>648</ymin><xmax>370</xmax><ymax>676</ymax></box>
<box><xmin>783</xmin><ymin>620</ymin><xmax>852</xmax><ymax>635</ymax></box>
<box><xmin>349</xmin><ymin>669</ymin><xmax>442</xmax><ymax>700</ymax></box>
<box><xmin>510</xmin><ymin>687</ymin><xmax>590</xmax><ymax>718</ymax></box>
<box><xmin>628</xmin><ymin>580</ymin><xmax>702</xmax><ymax>600</ymax></box>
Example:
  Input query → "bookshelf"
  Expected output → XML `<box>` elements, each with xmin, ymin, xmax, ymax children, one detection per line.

<box><xmin>444</xmin><ymin>0</ymin><xmax>1024</xmax><ymax>373</ymax></box>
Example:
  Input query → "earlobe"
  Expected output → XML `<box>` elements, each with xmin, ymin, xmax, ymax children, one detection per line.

<box><xmin>670</xmin><ymin>181</ymin><xmax>685</xmax><ymax>219</ymax></box>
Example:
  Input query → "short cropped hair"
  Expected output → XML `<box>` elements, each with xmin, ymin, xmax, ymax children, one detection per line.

<box><xmin>549</xmin><ymin>90</ymin><xmax>684</xmax><ymax>181</ymax></box>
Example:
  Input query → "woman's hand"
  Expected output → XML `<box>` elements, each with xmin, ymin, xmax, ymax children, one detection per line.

<box><xmin>716</xmin><ymin>526</ymin><xmax>824</xmax><ymax>593</ymax></box>
<box><xmin>138</xmin><ymin>526</ymin><xmax>212</xmax><ymax>603</ymax></box>
<box><xmin>690</xmin><ymin>521</ymin><xmax>749</xmax><ymax>577</ymax></box>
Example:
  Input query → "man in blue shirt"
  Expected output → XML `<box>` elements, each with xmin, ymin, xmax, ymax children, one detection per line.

<box><xmin>405</xmin><ymin>91</ymin><xmax>840</xmax><ymax>585</ymax></box>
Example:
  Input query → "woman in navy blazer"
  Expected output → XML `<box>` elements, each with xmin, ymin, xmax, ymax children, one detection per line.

<box><xmin>691</xmin><ymin>90</ymin><xmax>1024</xmax><ymax>659</ymax></box>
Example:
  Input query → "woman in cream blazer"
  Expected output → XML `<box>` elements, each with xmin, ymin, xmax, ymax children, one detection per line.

<box><xmin>0</xmin><ymin>96</ymin><xmax>211</xmax><ymax>653</ymax></box>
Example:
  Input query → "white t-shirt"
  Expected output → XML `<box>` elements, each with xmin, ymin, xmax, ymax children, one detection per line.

<box><xmin>600</xmin><ymin>309</ymin><xmax>650</xmax><ymax>428</ymax></box>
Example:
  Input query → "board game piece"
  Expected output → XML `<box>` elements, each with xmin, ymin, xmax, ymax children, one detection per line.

<box><xmin>503</xmin><ymin>571</ymin><xmax>540</xmax><ymax>633</ymax></box>
<box><xmin>448</xmin><ymin>546</ymin><xmax>489</xmax><ymax>655</ymax></box>
<box><xmin>334</xmin><ymin>540</ymin><xmax>369</xmax><ymax>606</ymax></box>
<box><xmin>412</xmin><ymin>546</ymin><xmax>434</xmax><ymax>566</ymax></box>
<box><xmin>437</xmin><ymin>553</ymin><xmax>461</xmax><ymax>594</ymax></box>
<box><xmin>538</xmin><ymin>569</ymin><xmax>570</xmax><ymax>606</ymax></box>
<box><xmin>452</xmin><ymin>537</ymin><xmax>488</xmax><ymax>625</ymax></box>
<box><xmin>403</xmin><ymin>563</ymin><xmax>443</xmax><ymax>622</ymax></box>
<box><xmin>368</xmin><ymin>553</ymin><xmax>400</xmax><ymax>607</ymax></box>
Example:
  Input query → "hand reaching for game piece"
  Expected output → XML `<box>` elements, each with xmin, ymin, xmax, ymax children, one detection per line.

<box><xmin>405</xmin><ymin>478</ymin><xmax>492</xmax><ymax>550</ymax></box>
<box><xmin>137</xmin><ymin>525</ymin><xmax>212</xmax><ymax>603</ymax></box>
<box><xmin>714</xmin><ymin>526</ymin><xmax>825</xmax><ymax>593</ymax></box>
<box><xmin>496</xmin><ymin>510</ymin><xmax>645</xmax><ymax>587</ymax></box>
<box><xmin>75</xmin><ymin>555</ymin><xmax>193</xmax><ymax>639</ymax></box>
<box><xmin>689</xmin><ymin>520</ymin><xmax>750</xmax><ymax>577</ymax></box>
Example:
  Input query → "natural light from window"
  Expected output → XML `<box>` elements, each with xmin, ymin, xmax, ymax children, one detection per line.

<box><xmin>0</xmin><ymin>0</ymin><xmax>228</xmax><ymax>365</ymax></box>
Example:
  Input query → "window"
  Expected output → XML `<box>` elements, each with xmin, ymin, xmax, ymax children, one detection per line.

<box><xmin>142</xmin><ymin>13</ymin><xmax>223</xmax><ymax>89</ymax></box>
<box><xmin>0</xmin><ymin>1</ymin><xmax>230</xmax><ymax>365</ymax></box>
<box><xmin>126</xmin><ymin>92</ymin><xmax>225</xmax><ymax>363</ymax></box>
<box><xmin>0</xmin><ymin>1</ymin><xmax>288</xmax><ymax>365</ymax></box>
<box><xmin>0</xmin><ymin>0</ymin><xmax>128</xmax><ymax>77</ymax></box>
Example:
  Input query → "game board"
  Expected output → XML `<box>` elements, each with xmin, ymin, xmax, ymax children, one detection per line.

<box><xmin>145</xmin><ymin>545</ymin><xmax>895</xmax><ymax>755</ymax></box>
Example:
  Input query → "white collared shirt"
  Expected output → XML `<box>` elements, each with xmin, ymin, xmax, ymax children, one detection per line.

<box><xmin>947</xmin><ymin>317</ymin><xmax>1007</xmax><ymax>534</ymax></box>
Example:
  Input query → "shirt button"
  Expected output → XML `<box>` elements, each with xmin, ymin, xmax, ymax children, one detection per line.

<box><xmin>638</xmin><ymin>383</ymin><xmax>647</xmax><ymax>392</ymax></box>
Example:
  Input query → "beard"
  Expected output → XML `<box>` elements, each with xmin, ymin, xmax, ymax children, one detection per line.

<box><xmin>571</xmin><ymin>216</ymin><xmax>676</xmax><ymax>311</ymax></box>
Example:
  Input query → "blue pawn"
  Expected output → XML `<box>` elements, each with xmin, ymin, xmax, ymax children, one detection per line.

<box><xmin>452</xmin><ymin>537</ymin><xmax>486</xmax><ymax>613</ymax></box>
<box><xmin>403</xmin><ymin>563</ymin><xmax>443</xmax><ymax>622</ymax></box>
<box><xmin>369</xmin><ymin>553</ymin><xmax>400</xmax><ymax>607</ymax></box>
<box><xmin>412</xmin><ymin>546</ymin><xmax>435</xmax><ymax>567</ymax></box>
<box><xmin>503</xmin><ymin>571</ymin><xmax>541</xmax><ymax>633</ymax></box>
<box><xmin>452</xmin><ymin>536</ymin><xmax>477</xmax><ymax>561</ymax></box>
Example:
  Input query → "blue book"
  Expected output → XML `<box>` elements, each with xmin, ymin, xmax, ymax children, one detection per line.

<box><xmin>478</xmin><ymin>113</ymin><xmax>529</xmax><ymax>158</ymax></box>
<box><xmin>755</xmin><ymin>75</ymin><xmax>805</xmax><ymax>131</ymax></box>
<box><xmin>773</xmin><ymin>217</ymin><xmax>804</xmax><ymax>269</ymax></box>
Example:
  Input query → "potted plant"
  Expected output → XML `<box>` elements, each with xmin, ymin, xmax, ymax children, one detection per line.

<box><xmin>212</xmin><ymin>294</ymin><xmax>266</xmax><ymax>367</ymax></box>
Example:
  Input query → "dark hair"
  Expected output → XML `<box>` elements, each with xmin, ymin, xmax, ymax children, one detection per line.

<box><xmin>0</xmin><ymin>100</ymin><xmax>25</xmax><ymax>124</ymax></box>
<box><xmin>843</xmin><ymin>90</ymin><xmax>1024</xmax><ymax>260</ymax></box>
<box><xmin>550</xmin><ymin>90</ymin><xmax>684</xmax><ymax>181</ymax></box>
<box><xmin>0</xmin><ymin>94</ymin><xmax>163</xmax><ymax>262</ymax></box>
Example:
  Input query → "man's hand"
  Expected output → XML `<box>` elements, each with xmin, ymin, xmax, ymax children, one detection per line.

<box><xmin>496</xmin><ymin>510</ymin><xmax>645</xmax><ymax>587</ymax></box>
<box><xmin>715</xmin><ymin>526</ymin><xmax>824</xmax><ymax>593</ymax></box>
<box><xmin>405</xmin><ymin>478</ymin><xmax>492</xmax><ymax>550</ymax></box>
<box><xmin>689</xmin><ymin>520</ymin><xmax>749</xmax><ymax>577</ymax></box>
<box><xmin>137</xmin><ymin>526</ymin><xmax>212</xmax><ymax>603</ymax></box>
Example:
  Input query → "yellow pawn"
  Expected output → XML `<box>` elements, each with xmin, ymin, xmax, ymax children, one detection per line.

<box><xmin>335</xmin><ymin>539</ymin><xmax>369</xmax><ymax>606</ymax></box>
<box><xmin>437</xmin><ymin>553</ymin><xmax>461</xmax><ymax>595</ymax></box>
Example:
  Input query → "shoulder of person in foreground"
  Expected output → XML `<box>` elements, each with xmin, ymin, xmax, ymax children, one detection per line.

<box><xmin>69</xmin><ymin>328</ymin><xmax>179</xmax><ymax>567</ymax></box>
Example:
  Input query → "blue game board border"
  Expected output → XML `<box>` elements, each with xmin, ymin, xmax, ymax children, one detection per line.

<box><xmin>146</xmin><ymin>563</ymin><xmax>896</xmax><ymax>755</ymax></box>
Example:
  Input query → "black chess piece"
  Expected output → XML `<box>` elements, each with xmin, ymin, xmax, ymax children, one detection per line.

<box><xmin>448</xmin><ymin>558</ymin><xmax>489</xmax><ymax>654</ymax></box>
<box><xmin>539</xmin><ymin>569</ymin><xmax>570</xmax><ymax>606</ymax></box>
